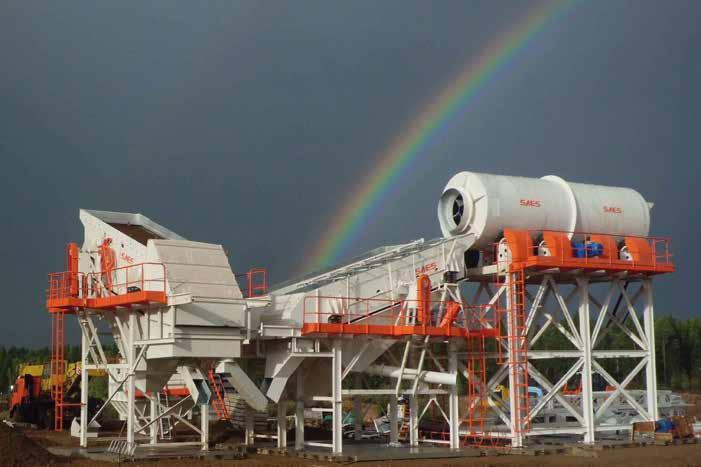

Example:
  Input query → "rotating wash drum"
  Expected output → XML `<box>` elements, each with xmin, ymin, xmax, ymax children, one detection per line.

<box><xmin>437</xmin><ymin>172</ymin><xmax>652</xmax><ymax>252</ymax></box>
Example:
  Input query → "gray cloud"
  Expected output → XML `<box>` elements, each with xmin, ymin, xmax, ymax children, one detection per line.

<box><xmin>0</xmin><ymin>1</ymin><xmax>698</xmax><ymax>345</ymax></box>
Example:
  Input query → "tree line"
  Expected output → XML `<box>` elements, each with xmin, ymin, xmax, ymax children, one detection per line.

<box><xmin>0</xmin><ymin>317</ymin><xmax>699</xmax><ymax>396</ymax></box>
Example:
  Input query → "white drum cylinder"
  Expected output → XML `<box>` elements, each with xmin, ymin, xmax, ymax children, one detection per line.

<box><xmin>438</xmin><ymin>172</ymin><xmax>651</xmax><ymax>248</ymax></box>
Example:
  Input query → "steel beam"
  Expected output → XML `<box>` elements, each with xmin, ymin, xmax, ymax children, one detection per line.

<box><xmin>448</xmin><ymin>341</ymin><xmax>460</xmax><ymax>449</ymax></box>
<box><xmin>296</xmin><ymin>370</ymin><xmax>305</xmax><ymax>450</ymax></box>
<box><xmin>577</xmin><ymin>278</ymin><xmax>595</xmax><ymax>443</ymax></box>
<box><xmin>80</xmin><ymin>322</ymin><xmax>88</xmax><ymax>448</ymax></box>
<box><xmin>331</xmin><ymin>339</ymin><xmax>343</xmax><ymax>454</ymax></box>
<box><xmin>643</xmin><ymin>279</ymin><xmax>659</xmax><ymax>420</ymax></box>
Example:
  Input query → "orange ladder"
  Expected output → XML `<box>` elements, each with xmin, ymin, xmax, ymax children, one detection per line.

<box><xmin>208</xmin><ymin>370</ymin><xmax>230</xmax><ymax>420</ymax></box>
<box><xmin>50</xmin><ymin>310</ymin><xmax>66</xmax><ymax>431</ymax></box>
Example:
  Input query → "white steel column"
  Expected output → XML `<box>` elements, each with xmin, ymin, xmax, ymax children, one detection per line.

<box><xmin>389</xmin><ymin>395</ymin><xmax>399</xmax><ymax>445</ymax></box>
<box><xmin>577</xmin><ymin>278</ymin><xmax>595</xmax><ymax>444</ymax></box>
<box><xmin>245</xmin><ymin>406</ymin><xmax>255</xmax><ymax>446</ymax></box>
<box><xmin>80</xmin><ymin>323</ymin><xmax>88</xmax><ymax>448</ymax></box>
<box><xmin>126</xmin><ymin>313</ymin><xmax>136</xmax><ymax>447</ymax></box>
<box><xmin>409</xmin><ymin>395</ymin><xmax>419</xmax><ymax>447</ymax></box>
<box><xmin>201</xmin><ymin>403</ymin><xmax>209</xmax><ymax>451</ymax></box>
<box><xmin>643</xmin><ymin>278</ymin><xmax>659</xmax><ymax>420</ymax></box>
<box><xmin>448</xmin><ymin>340</ymin><xmax>460</xmax><ymax>449</ymax></box>
<box><xmin>331</xmin><ymin>339</ymin><xmax>343</xmax><ymax>454</ymax></box>
<box><xmin>295</xmin><ymin>370</ymin><xmax>305</xmax><ymax>450</ymax></box>
<box><xmin>277</xmin><ymin>400</ymin><xmax>287</xmax><ymax>448</ymax></box>
<box><xmin>149</xmin><ymin>398</ymin><xmax>158</xmax><ymax>445</ymax></box>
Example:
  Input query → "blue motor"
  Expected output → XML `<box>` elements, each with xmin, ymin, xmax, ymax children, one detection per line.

<box><xmin>572</xmin><ymin>241</ymin><xmax>604</xmax><ymax>258</ymax></box>
<box><xmin>656</xmin><ymin>418</ymin><xmax>674</xmax><ymax>433</ymax></box>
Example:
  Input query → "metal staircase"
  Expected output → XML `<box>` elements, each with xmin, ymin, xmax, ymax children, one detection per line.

<box><xmin>157</xmin><ymin>387</ymin><xmax>173</xmax><ymax>440</ymax></box>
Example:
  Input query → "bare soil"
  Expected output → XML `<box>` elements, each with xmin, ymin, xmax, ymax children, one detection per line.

<box><xmin>14</xmin><ymin>394</ymin><xmax>701</xmax><ymax>467</ymax></box>
<box><xmin>0</xmin><ymin>422</ymin><xmax>61</xmax><ymax>466</ymax></box>
<box><xmin>63</xmin><ymin>444</ymin><xmax>701</xmax><ymax>467</ymax></box>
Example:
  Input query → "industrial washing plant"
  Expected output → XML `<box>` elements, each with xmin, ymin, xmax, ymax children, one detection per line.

<box><xmin>45</xmin><ymin>171</ymin><xmax>677</xmax><ymax>455</ymax></box>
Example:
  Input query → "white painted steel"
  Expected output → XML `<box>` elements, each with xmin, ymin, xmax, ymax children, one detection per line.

<box><xmin>365</xmin><ymin>364</ymin><xmax>456</xmax><ymax>386</ymax></box>
<box><xmin>215</xmin><ymin>360</ymin><xmax>268</xmax><ymax>412</ymax></box>
<box><xmin>438</xmin><ymin>172</ymin><xmax>651</xmax><ymax>247</ymax></box>
<box><xmin>295</xmin><ymin>370</ymin><xmax>305</xmax><ymax>450</ymax></box>
<box><xmin>80</xmin><ymin>327</ymin><xmax>88</xmax><ymax>448</ymax></box>
<box><xmin>276</xmin><ymin>401</ymin><xmax>287</xmax><ymax>449</ymax></box>
<box><xmin>331</xmin><ymin>339</ymin><xmax>343</xmax><ymax>454</ymax></box>
<box><xmin>448</xmin><ymin>341</ymin><xmax>460</xmax><ymax>450</ymax></box>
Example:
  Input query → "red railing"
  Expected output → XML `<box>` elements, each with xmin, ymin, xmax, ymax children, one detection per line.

<box><xmin>47</xmin><ymin>263</ymin><xmax>167</xmax><ymax>303</ymax></box>
<box><xmin>235</xmin><ymin>268</ymin><xmax>268</xmax><ymax>298</ymax></box>
<box><xmin>301</xmin><ymin>295</ymin><xmax>501</xmax><ymax>337</ymax></box>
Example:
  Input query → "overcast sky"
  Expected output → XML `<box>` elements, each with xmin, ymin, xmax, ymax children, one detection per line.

<box><xmin>1</xmin><ymin>1</ymin><xmax>699</xmax><ymax>346</ymax></box>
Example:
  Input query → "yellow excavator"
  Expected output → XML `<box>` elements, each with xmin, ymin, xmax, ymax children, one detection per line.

<box><xmin>9</xmin><ymin>362</ymin><xmax>105</xmax><ymax>429</ymax></box>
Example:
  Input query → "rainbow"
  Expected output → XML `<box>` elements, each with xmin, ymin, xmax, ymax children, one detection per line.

<box><xmin>300</xmin><ymin>0</ymin><xmax>574</xmax><ymax>274</ymax></box>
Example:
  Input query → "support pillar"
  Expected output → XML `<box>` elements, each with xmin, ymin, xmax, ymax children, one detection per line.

<box><xmin>79</xmin><ymin>323</ymin><xmax>88</xmax><ymax>448</ymax></box>
<box><xmin>295</xmin><ymin>370</ymin><xmax>305</xmax><ymax>451</ymax></box>
<box><xmin>149</xmin><ymin>397</ymin><xmax>158</xmax><ymax>445</ymax></box>
<box><xmin>409</xmin><ymin>395</ymin><xmax>419</xmax><ymax>447</ymax></box>
<box><xmin>577</xmin><ymin>278</ymin><xmax>595</xmax><ymax>444</ymax></box>
<box><xmin>331</xmin><ymin>339</ymin><xmax>343</xmax><ymax>454</ymax></box>
<box><xmin>389</xmin><ymin>395</ymin><xmax>399</xmax><ymax>445</ymax></box>
<box><xmin>200</xmin><ymin>403</ymin><xmax>209</xmax><ymax>451</ymax></box>
<box><xmin>244</xmin><ymin>406</ymin><xmax>255</xmax><ymax>446</ymax></box>
<box><xmin>277</xmin><ymin>400</ymin><xmax>287</xmax><ymax>449</ymax></box>
<box><xmin>126</xmin><ymin>313</ymin><xmax>136</xmax><ymax>447</ymax></box>
<box><xmin>643</xmin><ymin>278</ymin><xmax>659</xmax><ymax>420</ymax></box>
<box><xmin>448</xmin><ymin>340</ymin><xmax>460</xmax><ymax>449</ymax></box>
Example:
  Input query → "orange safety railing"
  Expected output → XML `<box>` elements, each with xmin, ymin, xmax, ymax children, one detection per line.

<box><xmin>47</xmin><ymin>271</ymin><xmax>86</xmax><ymax>301</ymax></box>
<box><xmin>47</xmin><ymin>263</ymin><xmax>167</xmax><ymax>301</ymax></box>
<box><xmin>491</xmin><ymin>229</ymin><xmax>673</xmax><ymax>271</ymax></box>
<box><xmin>301</xmin><ymin>295</ymin><xmax>501</xmax><ymax>338</ymax></box>
<box><xmin>235</xmin><ymin>268</ymin><xmax>268</xmax><ymax>298</ymax></box>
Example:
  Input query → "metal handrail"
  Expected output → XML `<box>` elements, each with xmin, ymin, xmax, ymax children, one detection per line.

<box><xmin>47</xmin><ymin>262</ymin><xmax>167</xmax><ymax>301</ymax></box>
<box><xmin>302</xmin><ymin>294</ymin><xmax>500</xmax><ymax>334</ymax></box>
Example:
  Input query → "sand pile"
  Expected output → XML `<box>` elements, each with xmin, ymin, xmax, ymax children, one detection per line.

<box><xmin>0</xmin><ymin>422</ymin><xmax>59</xmax><ymax>466</ymax></box>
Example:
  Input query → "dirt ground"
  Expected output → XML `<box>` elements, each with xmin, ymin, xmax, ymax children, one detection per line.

<box><xmin>16</xmin><ymin>427</ymin><xmax>701</xmax><ymax>467</ymax></box>
<box><xmin>62</xmin><ymin>444</ymin><xmax>701</xmax><ymax>467</ymax></box>
<box><xmin>0</xmin><ymin>422</ymin><xmax>59</xmax><ymax>466</ymax></box>
<box><xmin>3</xmin><ymin>394</ymin><xmax>700</xmax><ymax>467</ymax></box>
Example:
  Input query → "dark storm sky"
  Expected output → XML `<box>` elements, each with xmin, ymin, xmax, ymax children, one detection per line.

<box><xmin>1</xmin><ymin>1</ymin><xmax>699</xmax><ymax>346</ymax></box>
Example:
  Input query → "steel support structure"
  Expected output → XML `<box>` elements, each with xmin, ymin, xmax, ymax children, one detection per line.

<box><xmin>80</xmin><ymin>326</ymin><xmax>89</xmax><ymax>447</ymax></box>
<box><xmin>464</xmin><ymin>270</ymin><xmax>661</xmax><ymax>447</ymax></box>
<box><xmin>288</xmin><ymin>333</ymin><xmax>464</xmax><ymax>454</ymax></box>
<box><xmin>331</xmin><ymin>339</ymin><xmax>343</xmax><ymax>454</ymax></box>
<box><xmin>75</xmin><ymin>309</ymin><xmax>203</xmax><ymax>453</ymax></box>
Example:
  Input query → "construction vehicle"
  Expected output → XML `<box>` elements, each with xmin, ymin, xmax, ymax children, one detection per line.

<box><xmin>9</xmin><ymin>361</ymin><xmax>103</xmax><ymax>429</ymax></box>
